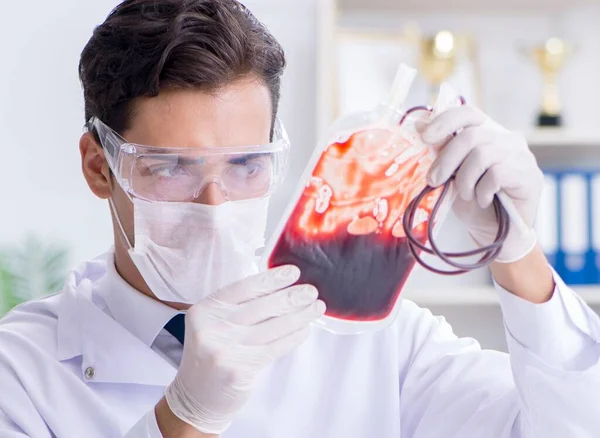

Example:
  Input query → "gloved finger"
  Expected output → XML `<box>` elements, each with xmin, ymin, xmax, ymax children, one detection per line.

<box><xmin>214</xmin><ymin>265</ymin><xmax>301</xmax><ymax>305</ymax></box>
<box><xmin>475</xmin><ymin>161</ymin><xmax>535</xmax><ymax>209</ymax></box>
<box><xmin>421</xmin><ymin>105</ymin><xmax>487</xmax><ymax>146</ymax></box>
<box><xmin>244</xmin><ymin>300</ymin><xmax>326</xmax><ymax>346</ymax></box>
<box><xmin>230</xmin><ymin>327</ymin><xmax>312</xmax><ymax>368</ymax></box>
<box><xmin>229</xmin><ymin>284</ymin><xmax>319</xmax><ymax>326</ymax></box>
<box><xmin>208</xmin><ymin>345</ymin><xmax>269</xmax><ymax>386</ymax></box>
<box><xmin>263</xmin><ymin>326</ymin><xmax>312</xmax><ymax>361</ymax></box>
<box><xmin>427</xmin><ymin>126</ymin><xmax>496</xmax><ymax>187</ymax></box>
<box><xmin>454</xmin><ymin>141</ymin><xmax>509</xmax><ymax>202</ymax></box>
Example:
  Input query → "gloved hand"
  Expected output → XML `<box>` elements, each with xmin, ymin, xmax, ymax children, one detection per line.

<box><xmin>164</xmin><ymin>265</ymin><xmax>325</xmax><ymax>434</ymax></box>
<box><xmin>419</xmin><ymin>105</ymin><xmax>543</xmax><ymax>263</ymax></box>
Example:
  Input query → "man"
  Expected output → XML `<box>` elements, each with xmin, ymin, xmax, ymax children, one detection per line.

<box><xmin>0</xmin><ymin>0</ymin><xmax>599</xmax><ymax>437</ymax></box>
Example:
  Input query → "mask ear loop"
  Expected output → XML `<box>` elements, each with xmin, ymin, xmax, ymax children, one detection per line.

<box><xmin>401</xmin><ymin>99</ymin><xmax>511</xmax><ymax>275</ymax></box>
<box><xmin>109</xmin><ymin>197</ymin><xmax>135</xmax><ymax>251</ymax></box>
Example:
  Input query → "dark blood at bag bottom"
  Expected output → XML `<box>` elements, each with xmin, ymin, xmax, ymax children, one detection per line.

<box><xmin>268</xmin><ymin>229</ymin><xmax>424</xmax><ymax>322</ymax></box>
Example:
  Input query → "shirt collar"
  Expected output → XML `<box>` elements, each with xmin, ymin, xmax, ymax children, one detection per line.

<box><xmin>99</xmin><ymin>252</ymin><xmax>181</xmax><ymax>347</ymax></box>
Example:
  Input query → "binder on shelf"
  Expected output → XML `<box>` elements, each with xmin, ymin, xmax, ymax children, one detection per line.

<box><xmin>585</xmin><ymin>172</ymin><xmax>596</xmax><ymax>285</ymax></box>
<box><xmin>534</xmin><ymin>172</ymin><xmax>558</xmax><ymax>269</ymax></box>
<box><xmin>590</xmin><ymin>172</ymin><xmax>600</xmax><ymax>284</ymax></box>
<box><xmin>557</xmin><ymin>172</ymin><xmax>591</xmax><ymax>285</ymax></box>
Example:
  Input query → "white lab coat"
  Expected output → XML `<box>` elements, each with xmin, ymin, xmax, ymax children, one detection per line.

<box><xmin>1</xmin><ymin>252</ymin><xmax>600</xmax><ymax>438</ymax></box>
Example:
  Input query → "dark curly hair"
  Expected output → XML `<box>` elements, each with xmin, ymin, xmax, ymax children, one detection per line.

<box><xmin>79</xmin><ymin>0</ymin><xmax>286</xmax><ymax>135</ymax></box>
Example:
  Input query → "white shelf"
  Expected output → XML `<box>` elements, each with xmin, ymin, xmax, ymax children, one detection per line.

<box><xmin>524</xmin><ymin>129</ymin><xmax>600</xmax><ymax>148</ymax></box>
<box><xmin>403</xmin><ymin>285</ymin><xmax>600</xmax><ymax>306</ymax></box>
<box><xmin>339</xmin><ymin>0</ymin><xmax>591</xmax><ymax>13</ymax></box>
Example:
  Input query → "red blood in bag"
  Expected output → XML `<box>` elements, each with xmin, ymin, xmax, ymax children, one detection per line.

<box><xmin>268</xmin><ymin>129</ymin><xmax>441</xmax><ymax>322</ymax></box>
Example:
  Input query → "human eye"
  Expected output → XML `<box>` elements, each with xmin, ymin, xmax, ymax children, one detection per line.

<box><xmin>149</xmin><ymin>163</ymin><xmax>185</xmax><ymax>178</ymax></box>
<box><xmin>138</xmin><ymin>155</ymin><xmax>191</xmax><ymax>179</ymax></box>
<box><xmin>227</xmin><ymin>154</ymin><xmax>270</xmax><ymax>178</ymax></box>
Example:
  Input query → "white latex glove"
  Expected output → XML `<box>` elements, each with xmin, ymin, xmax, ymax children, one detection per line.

<box><xmin>420</xmin><ymin>105</ymin><xmax>543</xmax><ymax>263</ymax></box>
<box><xmin>164</xmin><ymin>265</ymin><xmax>325</xmax><ymax>434</ymax></box>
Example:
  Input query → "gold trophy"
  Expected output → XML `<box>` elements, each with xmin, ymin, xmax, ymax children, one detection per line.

<box><xmin>529</xmin><ymin>37</ymin><xmax>570</xmax><ymax>127</ymax></box>
<box><xmin>419</xmin><ymin>31</ymin><xmax>457</xmax><ymax>104</ymax></box>
<box><xmin>403</xmin><ymin>25</ymin><xmax>479</xmax><ymax>106</ymax></box>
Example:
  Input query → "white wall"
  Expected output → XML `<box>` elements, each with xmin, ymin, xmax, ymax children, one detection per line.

<box><xmin>0</xmin><ymin>0</ymin><xmax>319</xmax><ymax>266</ymax></box>
<box><xmin>0</xmin><ymin>1</ymin><xmax>121</xmax><ymax>264</ymax></box>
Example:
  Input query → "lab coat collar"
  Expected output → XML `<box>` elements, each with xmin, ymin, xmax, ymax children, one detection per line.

<box><xmin>56</xmin><ymin>254</ymin><xmax>177</xmax><ymax>387</ymax></box>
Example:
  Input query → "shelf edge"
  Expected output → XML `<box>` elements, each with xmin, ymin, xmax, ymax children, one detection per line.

<box><xmin>403</xmin><ymin>286</ymin><xmax>600</xmax><ymax>306</ymax></box>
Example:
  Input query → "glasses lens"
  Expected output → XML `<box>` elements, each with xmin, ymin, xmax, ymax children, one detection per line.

<box><xmin>127</xmin><ymin>147</ymin><xmax>286</xmax><ymax>202</ymax></box>
<box><xmin>219</xmin><ymin>152</ymin><xmax>274</xmax><ymax>200</ymax></box>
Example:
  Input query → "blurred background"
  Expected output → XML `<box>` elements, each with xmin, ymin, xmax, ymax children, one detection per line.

<box><xmin>1</xmin><ymin>0</ymin><xmax>600</xmax><ymax>350</ymax></box>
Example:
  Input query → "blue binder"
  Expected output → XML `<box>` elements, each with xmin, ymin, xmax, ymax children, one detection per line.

<box><xmin>534</xmin><ymin>171</ymin><xmax>558</xmax><ymax>269</ymax></box>
<box><xmin>556</xmin><ymin>171</ymin><xmax>591</xmax><ymax>285</ymax></box>
<box><xmin>590</xmin><ymin>172</ymin><xmax>600</xmax><ymax>284</ymax></box>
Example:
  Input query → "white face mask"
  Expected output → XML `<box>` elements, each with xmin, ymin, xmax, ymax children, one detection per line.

<box><xmin>110</xmin><ymin>196</ymin><xmax>270</xmax><ymax>304</ymax></box>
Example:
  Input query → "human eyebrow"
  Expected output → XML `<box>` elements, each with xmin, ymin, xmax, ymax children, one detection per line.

<box><xmin>176</xmin><ymin>156</ymin><xmax>205</xmax><ymax>166</ymax></box>
<box><xmin>139</xmin><ymin>155</ymin><xmax>204</xmax><ymax>166</ymax></box>
<box><xmin>140</xmin><ymin>153</ymin><xmax>269</xmax><ymax>167</ymax></box>
<box><xmin>227</xmin><ymin>153</ymin><xmax>270</xmax><ymax>165</ymax></box>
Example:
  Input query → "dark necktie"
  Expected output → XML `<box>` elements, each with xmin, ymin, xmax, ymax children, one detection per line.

<box><xmin>164</xmin><ymin>313</ymin><xmax>185</xmax><ymax>345</ymax></box>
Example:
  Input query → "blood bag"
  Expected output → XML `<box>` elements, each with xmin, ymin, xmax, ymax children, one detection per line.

<box><xmin>262</xmin><ymin>64</ymin><xmax>494</xmax><ymax>334</ymax></box>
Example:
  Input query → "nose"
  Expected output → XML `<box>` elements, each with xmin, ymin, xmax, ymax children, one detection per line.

<box><xmin>194</xmin><ymin>181</ymin><xmax>228</xmax><ymax>205</ymax></box>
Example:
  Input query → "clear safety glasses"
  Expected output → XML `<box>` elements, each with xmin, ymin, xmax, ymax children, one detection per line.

<box><xmin>88</xmin><ymin>117</ymin><xmax>291</xmax><ymax>202</ymax></box>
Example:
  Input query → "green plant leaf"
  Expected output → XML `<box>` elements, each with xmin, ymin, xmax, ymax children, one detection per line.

<box><xmin>0</xmin><ymin>236</ymin><xmax>70</xmax><ymax>315</ymax></box>
<box><xmin>0</xmin><ymin>254</ymin><xmax>19</xmax><ymax>314</ymax></box>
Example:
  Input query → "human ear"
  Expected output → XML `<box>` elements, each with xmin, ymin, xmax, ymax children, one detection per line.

<box><xmin>80</xmin><ymin>132</ymin><xmax>112</xmax><ymax>199</ymax></box>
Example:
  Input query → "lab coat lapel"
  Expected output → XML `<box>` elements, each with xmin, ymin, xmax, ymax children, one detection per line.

<box><xmin>57</xmin><ymin>277</ymin><xmax>177</xmax><ymax>387</ymax></box>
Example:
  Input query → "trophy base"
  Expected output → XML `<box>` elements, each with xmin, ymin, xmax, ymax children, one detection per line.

<box><xmin>537</xmin><ymin>113</ymin><xmax>562</xmax><ymax>127</ymax></box>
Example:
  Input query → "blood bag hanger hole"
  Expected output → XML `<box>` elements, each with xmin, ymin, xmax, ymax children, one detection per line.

<box><xmin>401</xmin><ymin>96</ymin><xmax>511</xmax><ymax>275</ymax></box>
